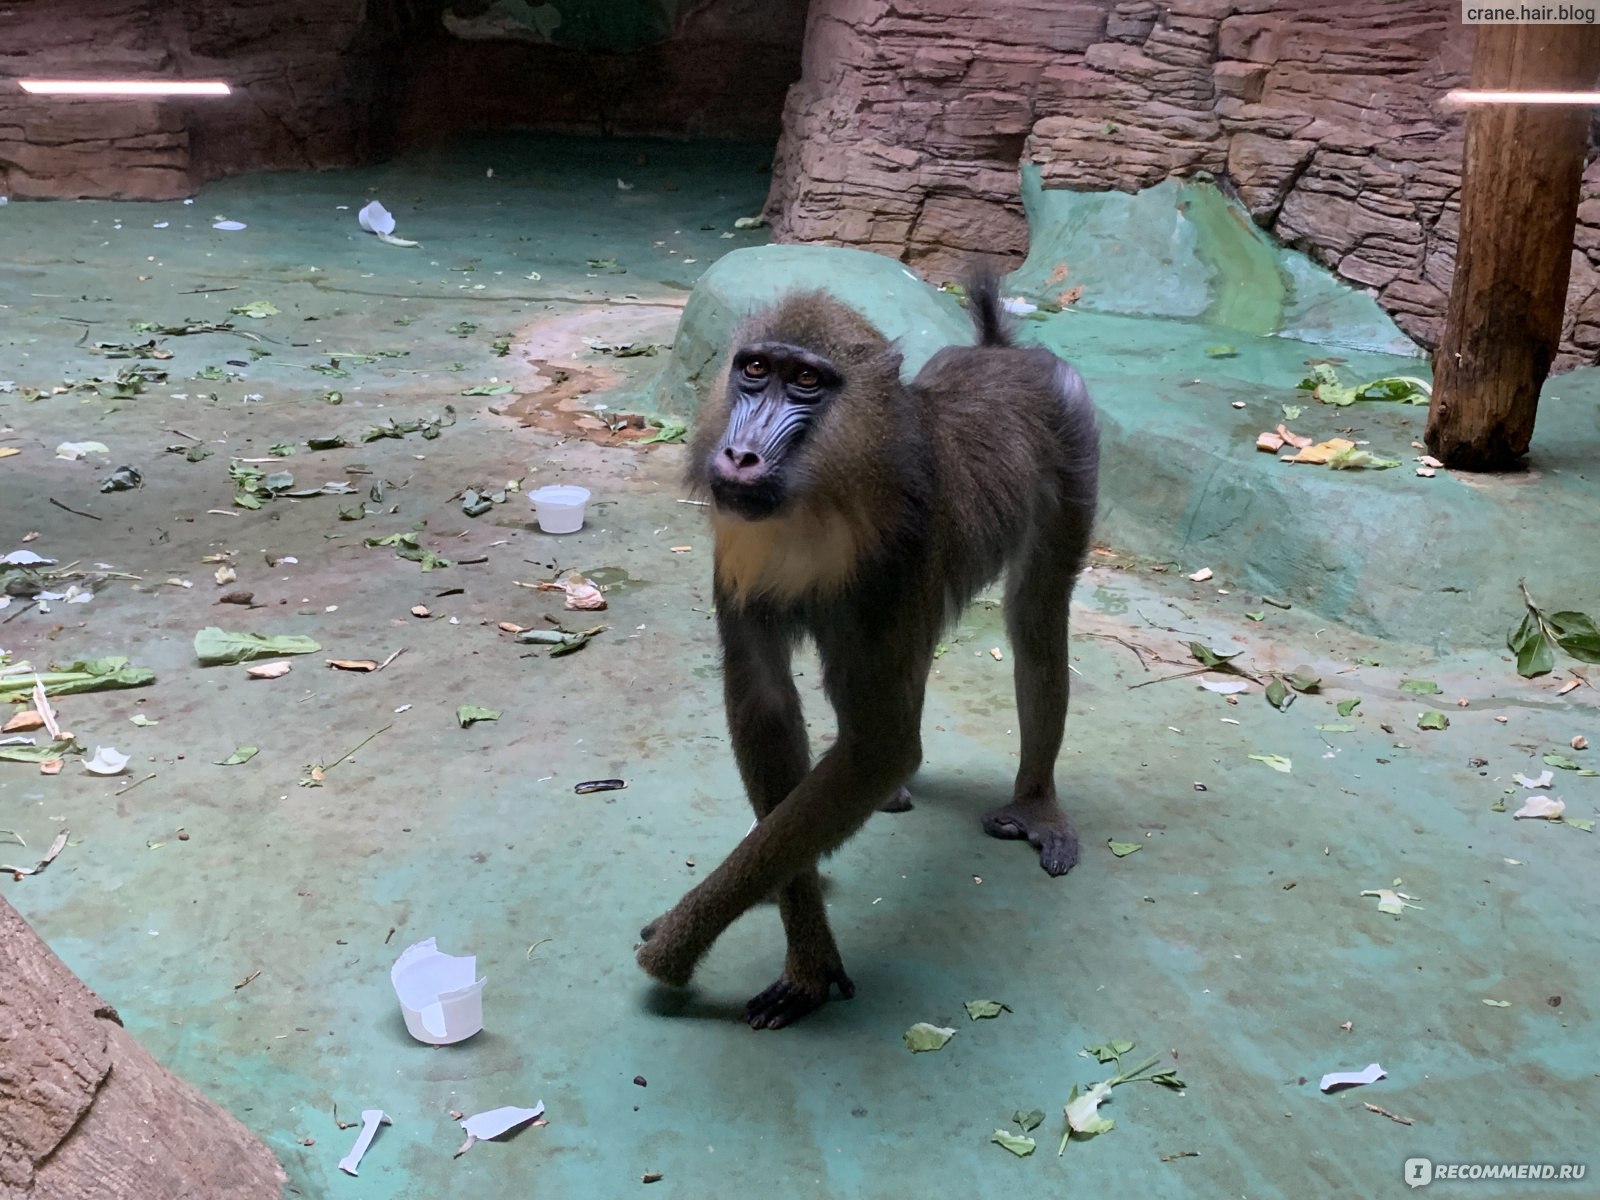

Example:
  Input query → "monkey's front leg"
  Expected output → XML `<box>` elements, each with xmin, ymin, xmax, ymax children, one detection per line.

<box><xmin>637</xmin><ymin>736</ymin><xmax>917</xmax><ymax>994</ymax></box>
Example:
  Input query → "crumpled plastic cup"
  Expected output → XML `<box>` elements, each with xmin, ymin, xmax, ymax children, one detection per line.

<box><xmin>530</xmin><ymin>485</ymin><xmax>590</xmax><ymax>534</ymax></box>
<box><xmin>390</xmin><ymin>938</ymin><xmax>486</xmax><ymax>1045</ymax></box>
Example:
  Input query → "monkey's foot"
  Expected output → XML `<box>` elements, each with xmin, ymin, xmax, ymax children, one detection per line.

<box><xmin>745</xmin><ymin>965</ymin><xmax>855</xmax><ymax>1030</ymax></box>
<box><xmin>636</xmin><ymin>916</ymin><xmax>697</xmax><ymax>988</ymax></box>
<box><xmin>981</xmin><ymin>799</ymin><xmax>1080</xmax><ymax>876</ymax></box>
<box><xmin>878</xmin><ymin>786</ymin><xmax>914</xmax><ymax>814</ymax></box>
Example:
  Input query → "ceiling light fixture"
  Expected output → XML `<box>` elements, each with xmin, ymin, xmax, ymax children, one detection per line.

<box><xmin>17</xmin><ymin>80</ymin><xmax>231</xmax><ymax>97</ymax></box>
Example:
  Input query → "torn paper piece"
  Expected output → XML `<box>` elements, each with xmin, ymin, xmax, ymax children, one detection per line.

<box><xmin>390</xmin><ymin>938</ymin><xmax>486</xmax><ymax>1044</ymax></box>
<box><xmin>1361</xmin><ymin>887</ymin><xmax>1421</xmax><ymax>916</ymax></box>
<box><xmin>84</xmin><ymin>747</ymin><xmax>130</xmax><ymax>776</ymax></box>
<box><xmin>455</xmin><ymin>1103</ymin><xmax>546</xmax><ymax>1155</ymax></box>
<box><xmin>1513</xmin><ymin>770</ymin><xmax>1554</xmax><ymax>789</ymax></box>
<box><xmin>1320</xmin><ymin>1063</ymin><xmax>1386</xmax><ymax>1093</ymax></box>
<box><xmin>338</xmin><ymin>1109</ymin><xmax>390</xmax><ymax>1176</ymax></box>
<box><xmin>1187</xmin><ymin>567</ymin><xmax>1213</xmax><ymax>583</ymax></box>
<box><xmin>1514</xmin><ymin>795</ymin><xmax>1566</xmax><ymax>820</ymax></box>
<box><xmin>212</xmin><ymin>220</ymin><xmax>246</xmax><ymax>231</ymax></box>
<box><xmin>1</xmin><ymin>550</ymin><xmax>55</xmax><ymax>566</ymax></box>
<box><xmin>1200</xmin><ymin>679</ymin><xmax>1250</xmax><ymax>695</ymax></box>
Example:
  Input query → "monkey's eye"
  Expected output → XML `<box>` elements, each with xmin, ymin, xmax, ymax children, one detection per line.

<box><xmin>742</xmin><ymin>359</ymin><xmax>769</xmax><ymax>381</ymax></box>
<box><xmin>794</xmin><ymin>367</ymin><xmax>820</xmax><ymax>389</ymax></box>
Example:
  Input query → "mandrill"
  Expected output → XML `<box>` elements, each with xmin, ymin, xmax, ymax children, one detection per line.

<box><xmin>638</xmin><ymin>272</ymin><xmax>1100</xmax><ymax>1028</ymax></box>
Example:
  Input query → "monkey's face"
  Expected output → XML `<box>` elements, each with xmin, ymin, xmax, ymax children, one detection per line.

<box><xmin>703</xmin><ymin>341</ymin><xmax>840</xmax><ymax>520</ymax></box>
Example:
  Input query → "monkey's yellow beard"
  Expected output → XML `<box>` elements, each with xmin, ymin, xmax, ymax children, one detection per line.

<box><xmin>711</xmin><ymin>506</ymin><xmax>869</xmax><ymax>605</ymax></box>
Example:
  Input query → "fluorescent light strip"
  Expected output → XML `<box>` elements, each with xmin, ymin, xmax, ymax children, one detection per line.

<box><xmin>18</xmin><ymin>80</ymin><xmax>230</xmax><ymax>97</ymax></box>
<box><xmin>1445</xmin><ymin>89</ymin><xmax>1600</xmax><ymax>106</ymax></box>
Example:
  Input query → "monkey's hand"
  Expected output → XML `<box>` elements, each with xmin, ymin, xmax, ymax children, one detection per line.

<box><xmin>636</xmin><ymin>910</ymin><xmax>700</xmax><ymax>988</ymax></box>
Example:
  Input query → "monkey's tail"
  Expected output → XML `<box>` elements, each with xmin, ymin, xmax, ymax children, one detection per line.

<box><xmin>964</xmin><ymin>269</ymin><xmax>1017</xmax><ymax>348</ymax></box>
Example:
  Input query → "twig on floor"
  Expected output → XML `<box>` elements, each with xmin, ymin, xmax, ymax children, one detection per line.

<box><xmin>321</xmin><ymin>723</ymin><xmax>394</xmax><ymax>773</ymax></box>
<box><xmin>1082</xmin><ymin>631</ymin><xmax>1151</xmax><ymax>670</ymax></box>
<box><xmin>2</xmin><ymin>602</ymin><xmax>39</xmax><ymax>625</ymax></box>
<box><xmin>115</xmin><ymin>772</ymin><xmax>158</xmax><ymax>796</ymax></box>
<box><xmin>48</xmin><ymin>497</ymin><xmax>101</xmax><ymax>521</ymax></box>
<box><xmin>1364</xmin><ymin>1102</ymin><xmax>1414</xmax><ymax>1126</ymax></box>
<box><xmin>375</xmin><ymin>647</ymin><xmax>407</xmax><ymax>672</ymax></box>
<box><xmin>1129</xmin><ymin>666</ymin><xmax>1211</xmax><ymax>690</ymax></box>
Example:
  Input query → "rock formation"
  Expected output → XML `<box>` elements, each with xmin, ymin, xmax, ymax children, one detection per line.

<box><xmin>765</xmin><ymin>0</ymin><xmax>1600</xmax><ymax>367</ymax></box>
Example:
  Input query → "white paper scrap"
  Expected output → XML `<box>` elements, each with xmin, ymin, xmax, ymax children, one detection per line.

<box><xmin>1319</xmin><ymin>1062</ymin><xmax>1386</xmax><ymax>1093</ymax></box>
<box><xmin>337</xmin><ymin>1109</ymin><xmax>390</xmax><ymax>1176</ymax></box>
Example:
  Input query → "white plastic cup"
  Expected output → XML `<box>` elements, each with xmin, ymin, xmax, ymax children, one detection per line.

<box><xmin>530</xmin><ymin>485</ymin><xmax>591</xmax><ymax>534</ymax></box>
<box><xmin>390</xmin><ymin>938</ymin><xmax>486</xmax><ymax>1045</ymax></box>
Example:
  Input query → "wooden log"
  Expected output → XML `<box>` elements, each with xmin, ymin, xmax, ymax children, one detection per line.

<box><xmin>0</xmin><ymin>897</ymin><xmax>285</xmax><ymax>1199</ymax></box>
<box><xmin>1427</xmin><ymin>24</ymin><xmax>1600</xmax><ymax>470</ymax></box>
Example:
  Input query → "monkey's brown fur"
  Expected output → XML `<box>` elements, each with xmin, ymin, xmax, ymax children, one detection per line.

<box><xmin>638</xmin><ymin>275</ymin><xmax>1099</xmax><ymax>1028</ymax></box>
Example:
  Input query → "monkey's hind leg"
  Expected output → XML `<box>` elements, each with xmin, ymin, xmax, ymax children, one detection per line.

<box><xmin>637</xmin><ymin>610</ymin><xmax>854</xmax><ymax>1027</ymax></box>
<box><xmin>981</xmin><ymin>525</ymin><xmax>1085</xmax><ymax>876</ymax></box>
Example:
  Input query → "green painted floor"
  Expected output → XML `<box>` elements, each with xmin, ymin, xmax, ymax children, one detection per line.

<box><xmin>2</xmin><ymin>136</ymin><xmax>1597</xmax><ymax>1199</ymax></box>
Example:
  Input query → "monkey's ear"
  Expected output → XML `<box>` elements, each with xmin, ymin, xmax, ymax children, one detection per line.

<box><xmin>878</xmin><ymin>342</ymin><xmax>905</xmax><ymax>380</ymax></box>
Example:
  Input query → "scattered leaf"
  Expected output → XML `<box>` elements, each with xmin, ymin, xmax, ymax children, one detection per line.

<box><xmin>456</xmin><ymin>705</ymin><xmax>501</xmax><ymax>728</ymax></box>
<box><xmin>1317</xmin><ymin>723</ymin><xmax>1356</xmax><ymax>733</ymax></box>
<box><xmin>247</xmin><ymin>661</ymin><xmax>292</xmax><ymax>679</ymax></box>
<box><xmin>1400</xmin><ymin>679</ymin><xmax>1442</xmax><ymax>695</ymax></box>
<box><xmin>1200</xmin><ymin>679</ymin><xmax>1249</xmax><ymax>695</ymax></box>
<box><xmin>1418</xmin><ymin>711</ymin><xmax>1449</xmax><ymax>731</ymax></box>
<box><xmin>327</xmin><ymin>659</ymin><xmax>380</xmax><ymax>672</ymax></box>
<box><xmin>991</xmin><ymin>1130</ymin><xmax>1036</xmax><ymax>1157</ymax></box>
<box><xmin>1248</xmin><ymin>753</ymin><xmax>1292</xmax><ymax>773</ymax></box>
<box><xmin>903</xmin><ymin>1022</ymin><xmax>955</xmax><ymax>1052</ymax></box>
<box><xmin>229</xmin><ymin>300</ymin><xmax>280</xmax><ymax>319</ymax></box>
<box><xmin>1513</xmin><ymin>770</ymin><xmax>1553</xmax><ymax>789</ymax></box>
<box><xmin>1327</xmin><ymin>446</ymin><xmax>1401</xmax><ymax>470</ymax></box>
<box><xmin>964</xmin><ymin>1000</ymin><xmax>1011</xmax><ymax>1020</ymax></box>
<box><xmin>1107</xmin><ymin>839</ymin><xmax>1142</xmax><ymax>857</ymax></box>
<box><xmin>1187</xmin><ymin>567</ymin><xmax>1213</xmax><ymax>583</ymax></box>
<box><xmin>216</xmin><ymin>746</ymin><xmax>259</xmax><ymax>766</ymax></box>
<box><xmin>1482</xmin><ymin>999</ymin><xmax>1510</xmax><ymax>1007</ymax></box>
<box><xmin>130</xmin><ymin>714</ymin><xmax>158</xmax><ymax>727</ymax></box>
<box><xmin>1282</xmin><ymin>437</ymin><xmax>1355</xmax><ymax>465</ymax></box>
<box><xmin>1337</xmin><ymin>698</ymin><xmax>1361</xmax><ymax>717</ymax></box>
<box><xmin>195</xmin><ymin>628</ymin><xmax>321</xmax><ymax>666</ymax></box>
<box><xmin>1545</xmin><ymin>753</ymin><xmax>1581</xmax><ymax>770</ymax></box>
<box><xmin>1061</xmin><ymin>1080</ymin><xmax>1115</xmax><ymax>1150</ymax></box>
<box><xmin>1265</xmin><ymin>677</ymin><xmax>1294</xmax><ymax>711</ymax></box>
<box><xmin>1084</xmin><ymin>1039</ymin><xmax>1135</xmax><ymax>1063</ymax></box>
<box><xmin>1013</xmin><ymin>1109</ymin><xmax>1045</xmax><ymax>1133</ymax></box>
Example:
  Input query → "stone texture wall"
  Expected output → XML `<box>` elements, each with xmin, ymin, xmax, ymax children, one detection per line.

<box><xmin>0</xmin><ymin>0</ymin><xmax>395</xmax><ymax>200</ymax></box>
<box><xmin>0</xmin><ymin>0</ymin><xmax>800</xmax><ymax>202</ymax></box>
<box><xmin>765</xmin><ymin>0</ymin><xmax>1600</xmax><ymax>366</ymax></box>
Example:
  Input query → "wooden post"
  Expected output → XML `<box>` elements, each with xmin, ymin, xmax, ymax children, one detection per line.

<box><xmin>1427</xmin><ymin>24</ymin><xmax>1600</xmax><ymax>471</ymax></box>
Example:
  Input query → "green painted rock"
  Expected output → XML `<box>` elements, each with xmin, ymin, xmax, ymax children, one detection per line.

<box><xmin>646</xmin><ymin>244</ymin><xmax>972</xmax><ymax>421</ymax></box>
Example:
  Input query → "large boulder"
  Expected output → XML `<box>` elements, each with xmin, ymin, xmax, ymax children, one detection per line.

<box><xmin>647</xmin><ymin>244</ymin><xmax>973</xmax><ymax>421</ymax></box>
